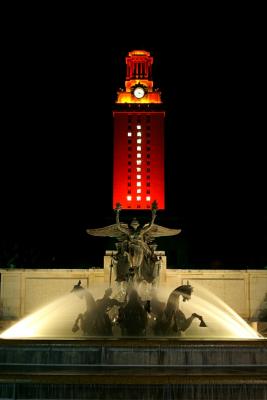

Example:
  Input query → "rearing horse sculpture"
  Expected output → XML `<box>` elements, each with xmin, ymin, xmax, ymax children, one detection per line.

<box><xmin>86</xmin><ymin>201</ymin><xmax>181</xmax><ymax>285</ymax></box>
<box><xmin>153</xmin><ymin>283</ymin><xmax>207</xmax><ymax>335</ymax></box>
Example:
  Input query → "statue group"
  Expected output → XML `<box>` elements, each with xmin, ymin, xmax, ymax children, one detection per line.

<box><xmin>87</xmin><ymin>201</ymin><xmax>180</xmax><ymax>285</ymax></box>
<box><xmin>71</xmin><ymin>202</ymin><xmax>206</xmax><ymax>337</ymax></box>
<box><xmin>71</xmin><ymin>280</ymin><xmax>206</xmax><ymax>337</ymax></box>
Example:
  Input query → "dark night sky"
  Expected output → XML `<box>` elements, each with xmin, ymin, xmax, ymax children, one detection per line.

<box><xmin>1</xmin><ymin>15</ymin><xmax>266</xmax><ymax>269</ymax></box>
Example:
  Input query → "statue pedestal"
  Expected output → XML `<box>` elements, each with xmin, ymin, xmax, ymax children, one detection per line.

<box><xmin>104</xmin><ymin>250</ymin><xmax>166</xmax><ymax>285</ymax></box>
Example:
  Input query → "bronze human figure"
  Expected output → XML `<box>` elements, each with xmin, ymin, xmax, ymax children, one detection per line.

<box><xmin>86</xmin><ymin>201</ymin><xmax>181</xmax><ymax>285</ymax></box>
<box><xmin>71</xmin><ymin>282</ymin><xmax>121</xmax><ymax>336</ymax></box>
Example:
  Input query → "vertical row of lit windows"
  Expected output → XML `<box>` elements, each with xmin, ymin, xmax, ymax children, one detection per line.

<box><xmin>136</xmin><ymin>124</ymin><xmax>142</xmax><ymax>202</ymax></box>
<box><xmin>127</xmin><ymin>126</ymin><xmax>133</xmax><ymax>201</ymax></box>
<box><xmin>126</xmin><ymin>116</ymin><xmax>151</xmax><ymax>207</ymax></box>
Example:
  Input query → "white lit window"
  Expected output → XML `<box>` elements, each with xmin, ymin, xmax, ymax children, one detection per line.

<box><xmin>137</xmin><ymin>146</ymin><xmax>141</xmax><ymax>151</ymax></box>
<box><xmin>137</xmin><ymin>189</ymin><xmax>141</xmax><ymax>193</ymax></box>
<box><xmin>146</xmin><ymin>196</ymin><xmax>151</xmax><ymax>201</ymax></box>
<box><xmin>137</xmin><ymin>138</ymin><xmax>142</xmax><ymax>144</ymax></box>
<box><xmin>137</xmin><ymin>153</ymin><xmax>141</xmax><ymax>158</ymax></box>
<box><xmin>136</xmin><ymin>160</ymin><xmax>141</xmax><ymax>165</ymax></box>
<box><xmin>137</xmin><ymin>174</ymin><xmax>141</xmax><ymax>179</ymax></box>
<box><xmin>137</xmin><ymin>132</ymin><xmax>142</xmax><ymax>137</ymax></box>
<box><xmin>137</xmin><ymin>182</ymin><xmax>141</xmax><ymax>187</ymax></box>
<box><xmin>136</xmin><ymin>167</ymin><xmax>141</xmax><ymax>172</ymax></box>
<box><xmin>127</xmin><ymin>195</ymin><xmax>132</xmax><ymax>201</ymax></box>
<box><xmin>137</xmin><ymin>125</ymin><xmax>141</xmax><ymax>129</ymax></box>
<box><xmin>127</xmin><ymin>132</ymin><xmax>132</xmax><ymax>137</ymax></box>
<box><xmin>136</xmin><ymin>196</ymin><xmax>141</xmax><ymax>201</ymax></box>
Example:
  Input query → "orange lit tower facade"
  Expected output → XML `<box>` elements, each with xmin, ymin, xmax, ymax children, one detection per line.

<box><xmin>113</xmin><ymin>50</ymin><xmax>165</xmax><ymax>210</ymax></box>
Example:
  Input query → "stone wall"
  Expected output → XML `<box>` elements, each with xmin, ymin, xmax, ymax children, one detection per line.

<box><xmin>0</xmin><ymin>266</ymin><xmax>266</xmax><ymax>321</ymax></box>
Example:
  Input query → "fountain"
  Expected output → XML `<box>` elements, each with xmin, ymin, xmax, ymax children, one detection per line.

<box><xmin>0</xmin><ymin>279</ymin><xmax>266</xmax><ymax>399</ymax></box>
<box><xmin>1</xmin><ymin>202</ymin><xmax>262</xmax><ymax>341</ymax></box>
<box><xmin>0</xmin><ymin>280</ymin><xmax>262</xmax><ymax>340</ymax></box>
<box><xmin>0</xmin><ymin>205</ymin><xmax>266</xmax><ymax>399</ymax></box>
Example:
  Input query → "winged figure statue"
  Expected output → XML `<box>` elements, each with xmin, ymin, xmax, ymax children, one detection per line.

<box><xmin>87</xmin><ymin>201</ymin><xmax>181</xmax><ymax>285</ymax></box>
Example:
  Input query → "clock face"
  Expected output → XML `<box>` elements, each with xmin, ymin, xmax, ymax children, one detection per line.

<box><xmin>133</xmin><ymin>86</ymin><xmax>145</xmax><ymax>99</ymax></box>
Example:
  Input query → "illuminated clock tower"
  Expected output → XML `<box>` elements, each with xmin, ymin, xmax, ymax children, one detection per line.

<box><xmin>113</xmin><ymin>50</ymin><xmax>165</xmax><ymax>210</ymax></box>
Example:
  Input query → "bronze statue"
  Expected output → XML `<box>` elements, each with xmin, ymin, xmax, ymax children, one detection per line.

<box><xmin>153</xmin><ymin>283</ymin><xmax>207</xmax><ymax>335</ymax></box>
<box><xmin>71</xmin><ymin>280</ymin><xmax>206</xmax><ymax>337</ymax></box>
<box><xmin>86</xmin><ymin>201</ymin><xmax>181</xmax><ymax>285</ymax></box>
<box><xmin>71</xmin><ymin>282</ymin><xmax>121</xmax><ymax>336</ymax></box>
<box><xmin>118</xmin><ymin>288</ymin><xmax>148</xmax><ymax>336</ymax></box>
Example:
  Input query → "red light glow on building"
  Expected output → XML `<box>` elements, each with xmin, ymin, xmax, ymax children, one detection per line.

<box><xmin>113</xmin><ymin>50</ymin><xmax>165</xmax><ymax>210</ymax></box>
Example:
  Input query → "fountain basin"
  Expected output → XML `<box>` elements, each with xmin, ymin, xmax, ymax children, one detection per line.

<box><xmin>0</xmin><ymin>339</ymin><xmax>266</xmax><ymax>399</ymax></box>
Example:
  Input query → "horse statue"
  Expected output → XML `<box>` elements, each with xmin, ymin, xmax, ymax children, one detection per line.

<box><xmin>71</xmin><ymin>281</ymin><xmax>121</xmax><ymax>336</ymax></box>
<box><xmin>153</xmin><ymin>283</ymin><xmax>207</xmax><ymax>336</ymax></box>
<box><xmin>70</xmin><ymin>279</ymin><xmax>207</xmax><ymax>337</ymax></box>
<box><xmin>86</xmin><ymin>201</ymin><xmax>181</xmax><ymax>286</ymax></box>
